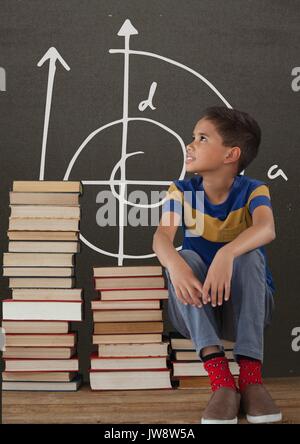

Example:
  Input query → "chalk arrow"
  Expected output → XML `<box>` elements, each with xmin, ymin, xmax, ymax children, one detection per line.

<box><xmin>117</xmin><ymin>19</ymin><xmax>138</xmax><ymax>37</ymax></box>
<box><xmin>37</xmin><ymin>47</ymin><xmax>71</xmax><ymax>71</ymax></box>
<box><xmin>111</xmin><ymin>20</ymin><xmax>138</xmax><ymax>265</ymax></box>
<box><xmin>37</xmin><ymin>47</ymin><xmax>70</xmax><ymax>180</ymax></box>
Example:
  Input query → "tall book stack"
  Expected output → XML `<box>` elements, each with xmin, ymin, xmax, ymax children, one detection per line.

<box><xmin>170</xmin><ymin>332</ymin><xmax>238</xmax><ymax>389</ymax></box>
<box><xmin>1</xmin><ymin>181</ymin><xmax>83</xmax><ymax>391</ymax></box>
<box><xmin>90</xmin><ymin>265</ymin><xmax>172</xmax><ymax>390</ymax></box>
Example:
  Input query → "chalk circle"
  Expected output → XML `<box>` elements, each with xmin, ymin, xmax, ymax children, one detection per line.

<box><xmin>64</xmin><ymin>117</ymin><xmax>186</xmax><ymax>258</ymax></box>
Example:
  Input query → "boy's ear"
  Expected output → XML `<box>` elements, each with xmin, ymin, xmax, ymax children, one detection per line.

<box><xmin>225</xmin><ymin>146</ymin><xmax>241</xmax><ymax>163</ymax></box>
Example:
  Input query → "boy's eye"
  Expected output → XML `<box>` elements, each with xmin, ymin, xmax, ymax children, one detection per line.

<box><xmin>192</xmin><ymin>135</ymin><xmax>207</xmax><ymax>141</ymax></box>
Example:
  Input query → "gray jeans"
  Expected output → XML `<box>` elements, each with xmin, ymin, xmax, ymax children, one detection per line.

<box><xmin>165</xmin><ymin>248</ymin><xmax>275</xmax><ymax>363</ymax></box>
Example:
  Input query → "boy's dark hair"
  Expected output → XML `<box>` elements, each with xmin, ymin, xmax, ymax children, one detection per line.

<box><xmin>201</xmin><ymin>106</ymin><xmax>261</xmax><ymax>174</ymax></box>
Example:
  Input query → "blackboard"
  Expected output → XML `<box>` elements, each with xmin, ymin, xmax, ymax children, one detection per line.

<box><xmin>1</xmin><ymin>0</ymin><xmax>300</xmax><ymax>386</ymax></box>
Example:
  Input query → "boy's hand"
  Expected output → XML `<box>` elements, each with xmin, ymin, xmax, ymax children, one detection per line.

<box><xmin>202</xmin><ymin>249</ymin><xmax>234</xmax><ymax>307</ymax></box>
<box><xmin>168</xmin><ymin>260</ymin><xmax>203</xmax><ymax>307</ymax></box>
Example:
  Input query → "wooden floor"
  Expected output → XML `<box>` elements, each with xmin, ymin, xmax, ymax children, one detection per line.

<box><xmin>2</xmin><ymin>377</ymin><xmax>300</xmax><ymax>424</ymax></box>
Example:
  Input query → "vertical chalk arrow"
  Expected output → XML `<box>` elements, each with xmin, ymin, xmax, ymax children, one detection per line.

<box><xmin>115</xmin><ymin>20</ymin><xmax>138</xmax><ymax>265</ymax></box>
<box><xmin>117</xmin><ymin>18</ymin><xmax>138</xmax><ymax>37</ymax></box>
<box><xmin>37</xmin><ymin>47</ymin><xmax>70</xmax><ymax>180</ymax></box>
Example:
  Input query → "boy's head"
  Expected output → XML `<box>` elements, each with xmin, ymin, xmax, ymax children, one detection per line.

<box><xmin>186</xmin><ymin>106</ymin><xmax>261</xmax><ymax>176</ymax></box>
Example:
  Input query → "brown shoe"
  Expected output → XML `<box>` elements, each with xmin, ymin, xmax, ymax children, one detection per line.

<box><xmin>241</xmin><ymin>384</ymin><xmax>282</xmax><ymax>424</ymax></box>
<box><xmin>201</xmin><ymin>387</ymin><xmax>241</xmax><ymax>424</ymax></box>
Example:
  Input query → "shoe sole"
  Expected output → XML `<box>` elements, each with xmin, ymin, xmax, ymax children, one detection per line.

<box><xmin>246</xmin><ymin>412</ymin><xmax>282</xmax><ymax>424</ymax></box>
<box><xmin>201</xmin><ymin>417</ymin><xmax>238</xmax><ymax>424</ymax></box>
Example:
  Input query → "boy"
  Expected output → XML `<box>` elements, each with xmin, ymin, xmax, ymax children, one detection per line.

<box><xmin>152</xmin><ymin>106</ymin><xmax>282</xmax><ymax>424</ymax></box>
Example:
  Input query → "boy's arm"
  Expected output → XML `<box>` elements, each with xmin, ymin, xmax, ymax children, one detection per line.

<box><xmin>152</xmin><ymin>211</ymin><xmax>184</xmax><ymax>269</ymax></box>
<box><xmin>152</xmin><ymin>211</ymin><xmax>203</xmax><ymax>306</ymax></box>
<box><xmin>221</xmin><ymin>205</ymin><xmax>276</xmax><ymax>258</ymax></box>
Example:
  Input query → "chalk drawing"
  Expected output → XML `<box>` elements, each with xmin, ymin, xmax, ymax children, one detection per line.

<box><xmin>39</xmin><ymin>19</ymin><xmax>232</xmax><ymax>264</ymax></box>
<box><xmin>138</xmin><ymin>82</ymin><xmax>157</xmax><ymax>111</ymax></box>
<box><xmin>268</xmin><ymin>164</ymin><xmax>288</xmax><ymax>181</ymax></box>
<box><xmin>37</xmin><ymin>47</ymin><xmax>70</xmax><ymax>180</ymax></box>
<box><xmin>0</xmin><ymin>67</ymin><xmax>6</xmax><ymax>92</ymax></box>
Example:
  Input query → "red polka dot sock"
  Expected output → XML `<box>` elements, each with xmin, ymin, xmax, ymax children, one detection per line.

<box><xmin>237</xmin><ymin>357</ymin><xmax>263</xmax><ymax>393</ymax></box>
<box><xmin>203</xmin><ymin>356</ymin><xmax>238</xmax><ymax>392</ymax></box>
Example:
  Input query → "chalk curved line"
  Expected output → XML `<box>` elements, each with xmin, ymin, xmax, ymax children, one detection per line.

<box><xmin>109</xmin><ymin>49</ymin><xmax>243</xmax><ymax>174</ymax></box>
<box><xmin>109</xmin><ymin>49</ymin><xmax>233</xmax><ymax>109</ymax></box>
<box><xmin>64</xmin><ymin>119</ymin><xmax>122</xmax><ymax>180</ymax></box>
<box><xmin>80</xmin><ymin>233</ymin><xmax>182</xmax><ymax>258</ymax></box>
<box><xmin>64</xmin><ymin>117</ymin><xmax>186</xmax><ymax>192</ymax></box>
<box><xmin>107</xmin><ymin>118</ymin><xmax>186</xmax><ymax>209</ymax></box>
<box><xmin>109</xmin><ymin>150</ymin><xmax>171</xmax><ymax>209</ymax></box>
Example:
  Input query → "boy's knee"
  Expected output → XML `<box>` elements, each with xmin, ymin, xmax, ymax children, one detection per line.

<box><xmin>233</xmin><ymin>248</ymin><xmax>265</xmax><ymax>274</ymax></box>
<box><xmin>179</xmin><ymin>249</ymin><xmax>202</xmax><ymax>265</ymax></box>
<box><xmin>164</xmin><ymin>249</ymin><xmax>207</xmax><ymax>283</ymax></box>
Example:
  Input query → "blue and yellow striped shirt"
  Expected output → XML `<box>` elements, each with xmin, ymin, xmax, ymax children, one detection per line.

<box><xmin>162</xmin><ymin>174</ymin><xmax>275</xmax><ymax>294</ymax></box>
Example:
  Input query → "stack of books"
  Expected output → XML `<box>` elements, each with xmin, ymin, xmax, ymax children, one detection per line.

<box><xmin>90</xmin><ymin>265</ymin><xmax>172</xmax><ymax>390</ymax></box>
<box><xmin>1</xmin><ymin>181</ymin><xmax>83</xmax><ymax>391</ymax></box>
<box><xmin>170</xmin><ymin>332</ymin><xmax>238</xmax><ymax>389</ymax></box>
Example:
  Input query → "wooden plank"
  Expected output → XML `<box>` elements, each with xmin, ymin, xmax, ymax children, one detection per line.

<box><xmin>2</xmin><ymin>378</ymin><xmax>300</xmax><ymax>424</ymax></box>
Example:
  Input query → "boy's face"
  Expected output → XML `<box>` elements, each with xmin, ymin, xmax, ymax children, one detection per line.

<box><xmin>185</xmin><ymin>117</ymin><xmax>234</xmax><ymax>175</ymax></box>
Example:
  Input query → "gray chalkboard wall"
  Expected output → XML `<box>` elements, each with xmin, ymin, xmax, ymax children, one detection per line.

<box><xmin>1</xmin><ymin>0</ymin><xmax>300</xmax><ymax>384</ymax></box>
